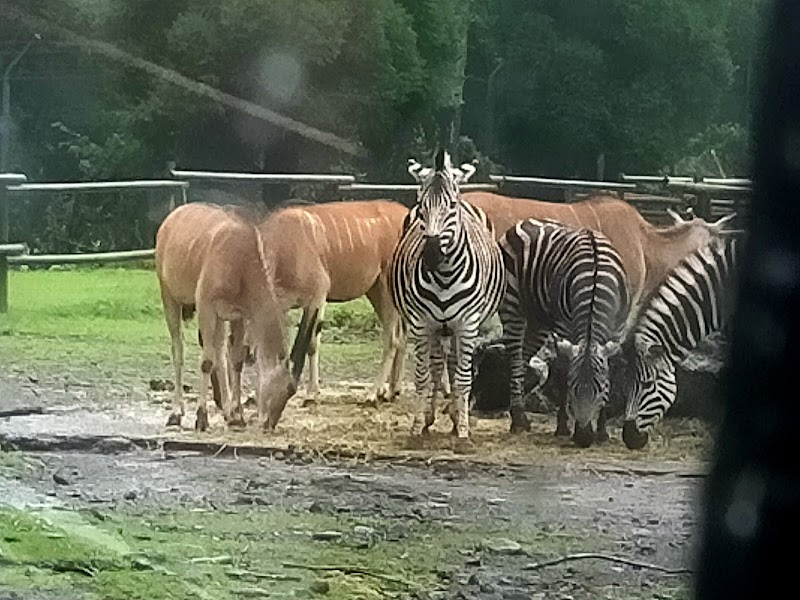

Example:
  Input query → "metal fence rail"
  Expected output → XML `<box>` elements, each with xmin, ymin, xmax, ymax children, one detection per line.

<box><xmin>0</xmin><ymin>168</ymin><xmax>751</xmax><ymax>314</ymax></box>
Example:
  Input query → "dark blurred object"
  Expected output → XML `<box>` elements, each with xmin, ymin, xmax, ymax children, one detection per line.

<box><xmin>695</xmin><ymin>1</ymin><xmax>800</xmax><ymax>597</ymax></box>
<box><xmin>470</xmin><ymin>339</ymin><xmax>561</xmax><ymax>417</ymax></box>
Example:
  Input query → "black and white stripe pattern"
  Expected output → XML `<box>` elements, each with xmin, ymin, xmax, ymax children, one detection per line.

<box><xmin>390</xmin><ymin>150</ymin><xmax>505</xmax><ymax>440</ymax></box>
<box><xmin>623</xmin><ymin>236</ymin><xmax>739</xmax><ymax>448</ymax></box>
<box><xmin>499</xmin><ymin>219</ymin><xmax>629</xmax><ymax>445</ymax></box>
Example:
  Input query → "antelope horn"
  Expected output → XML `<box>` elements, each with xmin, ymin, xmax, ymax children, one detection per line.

<box><xmin>407</xmin><ymin>158</ymin><xmax>423</xmax><ymax>180</ymax></box>
<box><xmin>666</xmin><ymin>208</ymin><xmax>686</xmax><ymax>225</ymax></box>
<box><xmin>710</xmin><ymin>212</ymin><xmax>737</xmax><ymax>232</ymax></box>
<box><xmin>459</xmin><ymin>161</ymin><xmax>477</xmax><ymax>183</ymax></box>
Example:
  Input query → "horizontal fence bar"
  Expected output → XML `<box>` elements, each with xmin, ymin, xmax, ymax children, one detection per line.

<box><xmin>340</xmin><ymin>183</ymin><xmax>498</xmax><ymax>192</ymax></box>
<box><xmin>620</xmin><ymin>174</ymin><xmax>694</xmax><ymax>184</ymax></box>
<box><xmin>666</xmin><ymin>181</ymin><xmax>753</xmax><ymax>194</ymax></box>
<box><xmin>702</xmin><ymin>177</ymin><xmax>753</xmax><ymax>186</ymax></box>
<box><xmin>0</xmin><ymin>173</ymin><xmax>28</xmax><ymax>184</ymax></box>
<box><xmin>490</xmin><ymin>175</ymin><xmax>636</xmax><ymax>190</ymax></box>
<box><xmin>7</xmin><ymin>180</ymin><xmax>188</xmax><ymax>192</ymax></box>
<box><xmin>0</xmin><ymin>243</ymin><xmax>28</xmax><ymax>256</ymax></box>
<box><xmin>9</xmin><ymin>249</ymin><xmax>155</xmax><ymax>266</ymax></box>
<box><xmin>171</xmin><ymin>169</ymin><xmax>355</xmax><ymax>184</ymax></box>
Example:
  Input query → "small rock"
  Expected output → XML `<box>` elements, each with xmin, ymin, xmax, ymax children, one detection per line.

<box><xmin>467</xmin><ymin>573</ymin><xmax>481</xmax><ymax>586</ymax></box>
<box><xmin>53</xmin><ymin>472</ymin><xmax>72</xmax><ymax>486</ymax></box>
<box><xmin>124</xmin><ymin>490</ymin><xmax>137</xmax><ymax>501</ymax></box>
<box><xmin>482</xmin><ymin>538</ymin><xmax>525</xmax><ymax>555</ymax></box>
<box><xmin>46</xmin><ymin>490</ymin><xmax>57</xmax><ymax>497</ymax></box>
<box><xmin>353</xmin><ymin>525</ymin><xmax>376</xmax><ymax>538</ymax></box>
<box><xmin>479</xmin><ymin>583</ymin><xmax>496</xmax><ymax>594</ymax></box>
<box><xmin>312</xmin><ymin>531</ymin><xmax>343</xmax><ymax>541</ymax></box>
<box><xmin>92</xmin><ymin>437</ymin><xmax>137</xmax><ymax>454</ymax></box>
<box><xmin>309</xmin><ymin>579</ymin><xmax>330</xmax><ymax>594</ymax></box>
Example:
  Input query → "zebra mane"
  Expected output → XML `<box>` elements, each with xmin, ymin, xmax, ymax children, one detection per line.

<box><xmin>584</xmin><ymin>228</ymin><xmax>601</xmax><ymax>357</ymax></box>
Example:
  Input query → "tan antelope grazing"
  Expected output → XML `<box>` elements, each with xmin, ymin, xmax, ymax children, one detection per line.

<box><xmin>256</xmin><ymin>199</ymin><xmax>410</xmax><ymax>406</ymax></box>
<box><xmin>463</xmin><ymin>191</ymin><xmax>736</xmax><ymax>327</ymax></box>
<box><xmin>155</xmin><ymin>202</ymin><xmax>314</xmax><ymax>431</ymax></box>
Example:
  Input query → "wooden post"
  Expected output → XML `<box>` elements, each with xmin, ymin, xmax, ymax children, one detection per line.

<box><xmin>696</xmin><ymin>191</ymin><xmax>712</xmax><ymax>221</ymax></box>
<box><xmin>166</xmin><ymin>160</ymin><xmax>177</xmax><ymax>212</ymax></box>
<box><xmin>596</xmin><ymin>153</ymin><xmax>605</xmax><ymax>180</ymax></box>
<box><xmin>0</xmin><ymin>182</ymin><xmax>8</xmax><ymax>313</ymax></box>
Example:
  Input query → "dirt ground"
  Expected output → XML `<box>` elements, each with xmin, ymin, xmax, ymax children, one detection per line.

<box><xmin>0</xmin><ymin>364</ymin><xmax>710</xmax><ymax>599</ymax></box>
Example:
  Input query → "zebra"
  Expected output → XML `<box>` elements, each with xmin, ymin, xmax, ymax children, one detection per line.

<box><xmin>499</xmin><ymin>218</ymin><xmax>629</xmax><ymax>447</ymax></box>
<box><xmin>622</xmin><ymin>235</ymin><xmax>740</xmax><ymax>450</ymax></box>
<box><xmin>390</xmin><ymin>149</ymin><xmax>506</xmax><ymax>448</ymax></box>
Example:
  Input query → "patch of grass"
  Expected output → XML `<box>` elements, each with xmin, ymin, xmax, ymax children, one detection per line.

<box><xmin>0</xmin><ymin>504</ymin><xmax>599</xmax><ymax>600</ymax></box>
<box><xmin>0</xmin><ymin>268</ymin><xmax>384</xmax><ymax>379</ymax></box>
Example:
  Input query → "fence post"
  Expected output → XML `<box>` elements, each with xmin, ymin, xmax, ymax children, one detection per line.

<box><xmin>696</xmin><ymin>191</ymin><xmax>712</xmax><ymax>221</ymax></box>
<box><xmin>0</xmin><ymin>182</ymin><xmax>7</xmax><ymax>313</ymax></box>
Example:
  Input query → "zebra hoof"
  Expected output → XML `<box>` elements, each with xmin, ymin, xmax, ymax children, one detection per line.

<box><xmin>554</xmin><ymin>424</ymin><xmax>571</xmax><ymax>437</ymax></box>
<box><xmin>572</xmin><ymin>423</ymin><xmax>595</xmax><ymax>448</ymax></box>
<box><xmin>166</xmin><ymin>413</ymin><xmax>182</xmax><ymax>428</ymax></box>
<box><xmin>622</xmin><ymin>421</ymin><xmax>649</xmax><ymax>450</ymax></box>
<box><xmin>226</xmin><ymin>415</ymin><xmax>247</xmax><ymax>430</ymax></box>
<box><xmin>195</xmin><ymin>410</ymin><xmax>209</xmax><ymax>432</ymax></box>
<box><xmin>509</xmin><ymin>408</ymin><xmax>531</xmax><ymax>433</ymax></box>
<box><xmin>453</xmin><ymin>437</ymin><xmax>475</xmax><ymax>454</ymax></box>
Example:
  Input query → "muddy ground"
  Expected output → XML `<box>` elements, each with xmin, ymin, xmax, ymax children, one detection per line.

<box><xmin>0</xmin><ymin>365</ymin><xmax>710</xmax><ymax>599</ymax></box>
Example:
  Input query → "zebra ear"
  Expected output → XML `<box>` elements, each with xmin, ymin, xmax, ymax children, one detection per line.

<box><xmin>434</xmin><ymin>148</ymin><xmax>448</xmax><ymax>171</ymax></box>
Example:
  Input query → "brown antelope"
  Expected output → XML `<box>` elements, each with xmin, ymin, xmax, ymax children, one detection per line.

<box><xmin>155</xmin><ymin>202</ymin><xmax>314</xmax><ymax>431</ymax></box>
<box><xmin>255</xmin><ymin>199</ymin><xmax>410</xmax><ymax>407</ymax></box>
<box><xmin>462</xmin><ymin>191</ymin><xmax>736</xmax><ymax>328</ymax></box>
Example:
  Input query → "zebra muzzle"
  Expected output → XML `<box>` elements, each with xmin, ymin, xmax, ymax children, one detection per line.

<box><xmin>622</xmin><ymin>420</ymin><xmax>650</xmax><ymax>450</ymax></box>
<box><xmin>422</xmin><ymin>235</ymin><xmax>444</xmax><ymax>271</ymax></box>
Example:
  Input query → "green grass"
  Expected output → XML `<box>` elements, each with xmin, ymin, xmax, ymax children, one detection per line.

<box><xmin>0</xmin><ymin>268</ymin><xmax>382</xmax><ymax>381</ymax></box>
<box><xmin>0</xmin><ymin>504</ymin><xmax>599</xmax><ymax>600</ymax></box>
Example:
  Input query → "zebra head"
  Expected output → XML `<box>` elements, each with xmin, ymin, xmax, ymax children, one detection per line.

<box><xmin>622</xmin><ymin>334</ymin><xmax>677</xmax><ymax>450</ymax></box>
<box><xmin>558</xmin><ymin>337</ymin><xmax>621</xmax><ymax>447</ymax></box>
<box><xmin>408</xmin><ymin>149</ymin><xmax>476</xmax><ymax>271</ymax></box>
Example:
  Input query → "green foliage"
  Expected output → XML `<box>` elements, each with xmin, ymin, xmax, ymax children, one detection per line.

<box><xmin>674</xmin><ymin>122</ymin><xmax>752</xmax><ymax>178</ymax></box>
<box><xmin>4</xmin><ymin>0</ymin><xmax>766</xmax><ymax>250</ymax></box>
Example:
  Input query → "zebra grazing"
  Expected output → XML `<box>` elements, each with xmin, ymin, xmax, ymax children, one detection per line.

<box><xmin>622</xmin><ymin>236</ymin><xmax>740</xmax><ymax>450</ymax></box>
<box><xmin>390</xmin><ymin>149</ymin><xmax>506</xmax><ymax>447</ymax></box>
<box><xmin>499</xmin><ymin>219</ymin><xmax>629</xmax><ymax>447</ymax></box>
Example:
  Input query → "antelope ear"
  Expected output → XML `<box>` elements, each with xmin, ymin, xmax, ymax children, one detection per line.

<box><xmin>407</xmin><ymin>158</ymin><xmax>424</xmax><ymax>183</ymax></box>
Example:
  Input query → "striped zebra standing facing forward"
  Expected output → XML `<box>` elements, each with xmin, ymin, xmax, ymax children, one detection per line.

<box><xmin>390</xmin><ymin>149</ymin><xmax>505</xmax><ymax>448</ymax></box>
<box><xmin>499</xmin><ymin>219</ymin><xmax>629</xmax><ymax>447</ymax></box>
<box><xmin>622</xmin><ymin>235</ymin><xmax>740</xmax><ymax>450</ymax></box>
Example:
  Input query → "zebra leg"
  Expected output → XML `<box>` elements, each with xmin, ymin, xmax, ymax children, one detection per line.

<box><xmin>553</xmin><ymin>346</ymin><xmax>571</xmax><ymax>436</ymax></box>
<box><xmin>445</xmin><ymin>343</ymin><xmax>459</xmax><ymax>434</ymax></box>
<box><xmin>595</xmin><ymin>405</ymin><xmax>610</xmax><ymax>443</ymax></box>
<box><xmin>410</xmin><ymin>333</ymin><xmax>434</xmax><ymax>437</ymax></box>
<box><xmin>505</xmin><ymin>316</ymin><xmax>533</xmax><ymax>434</ymax></box>
<box><xmin>451</xmin><ymin>331</ymin><xmax>480</xmax><ymax>447</ymax></box>
<box><xmin>425</xmin><ymin>336</ymin><xmax>447</xmax><ymax>434</ymax></box>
